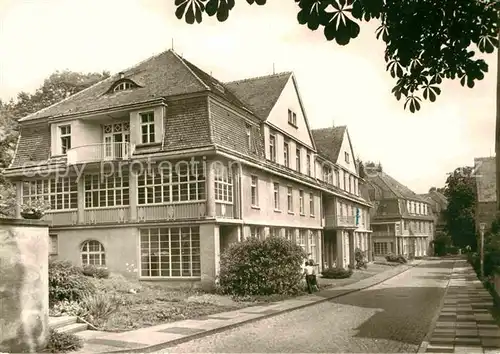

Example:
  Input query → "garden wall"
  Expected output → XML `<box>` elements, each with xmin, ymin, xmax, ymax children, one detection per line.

<box><xmin>0</xmin><ymin>219</ymin><xmax>49</xmax><ymax>353</ymax></box>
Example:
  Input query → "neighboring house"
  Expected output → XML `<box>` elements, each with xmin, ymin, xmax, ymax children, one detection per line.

<box><xmin>311</xmin><ymin>127</ymin><xmax>373</xmax><ymax>269</ymax></box>
<box><xmin>418</xmin><ymin>190</ymin><xmax>447</xmax><ymax>235</ymax></box>
<box><xmin>365</xmin><ymin>170</ymin><xmax>435</xmax><ymax>258</ymax></box>
<box><xmin>5</xmin><ymin>49</ymin><xmax>372</xmax><ymax>289</ymax></box>
<box><xmin>474</xmin><ymin>156</ymin><xmax>497</xmax><ymax>231</ymax></box>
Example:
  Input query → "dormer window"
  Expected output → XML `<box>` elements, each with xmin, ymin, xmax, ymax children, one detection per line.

<box><xmin>114</xmin><ymin>81</ymin><xmax>133</xmax><ymax>92</ymax></box>
<box><xmin>106</xmin><ymin>78</ymin><xmax>140</xmax><ymax>94</ymax></box>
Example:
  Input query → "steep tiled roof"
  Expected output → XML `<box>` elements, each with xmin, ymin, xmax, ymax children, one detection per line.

<box><xmin>475</xmin><ymin>156</ymin><xmax>496</xmax><ymax>203</ymax></box>
<box><xmin>310</xmin><ymin>126</ymin><xmax>346</xmax><ymax>164</ymax></box>
<box><xmin>418</xmin><ymin>191</ymin><xmax>448</xmax><ymax>210</ymax></box>
<box><xmin>225</xmin><ymin>72</ymin><xmax>291</xmax><ymax>120</ymax></box>
<box><xmin>19</xmin><ymin>50</ymin><xmax>250</xmax><ymax>122</ymax></box>
<box><xmin>365</xmin><ymin>171</ymin><xmax>426</xmax><ymax>201</ymax></box>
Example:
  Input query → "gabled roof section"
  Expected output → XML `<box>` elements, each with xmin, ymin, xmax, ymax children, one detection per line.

<box><xmin>365</xmin><ymin>171</ymin><xmax>427</xmax><ymax>201</ymax></box>
<box><xmin>311</xmin><ymin>126</ymin><xmax>346</xmax><ymax>164</ymax></box>
<box><xmin>225</xmin><ymin>72</ymin><xmax>291</xmax><ymax>121</ymax></box>
<box><xmin>19</xmin><ymin>49</ymin><xmax>251</xmax><ymax>122</ymax></box>
<box><xmin>418</xmin><ymin>190</ymin><xmax>448</xmax><ymax>209</ymax></box>
<box><xmin>475</xmin><ymin>156</ymin><xmax>496</xmax><ymax>203</ymax></box>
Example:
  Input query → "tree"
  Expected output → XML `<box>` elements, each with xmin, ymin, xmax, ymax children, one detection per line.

<box><xmin>174</xmin><ymin>0</ymin><xmax>500</xmax><ymax>213</ymax></box>
<box><xmin>0</xmin><ymin>70</ymin><xmax>109</xmax><ymax>217</ymax></box>
<box><xmin>443</xmin><ymin>166</ymin><xmax>476</xmax><ymax>250</ymax></box>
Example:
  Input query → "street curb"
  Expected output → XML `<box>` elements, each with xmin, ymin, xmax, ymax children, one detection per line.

<box><xmin>103</xmin><ymin>262</ymin><xmax>421</xmax><ymax>353</ymax></box>
<box><xmin>416</xmin><ymin>260</ymin><xmax>456</xmax><ymax>353</ymax></box>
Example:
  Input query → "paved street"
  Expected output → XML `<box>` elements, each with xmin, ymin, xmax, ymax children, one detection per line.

<box><xmin>157</xmin><ymin>259</ymin><xmax>454</xmax><ymax>353</ymax></box>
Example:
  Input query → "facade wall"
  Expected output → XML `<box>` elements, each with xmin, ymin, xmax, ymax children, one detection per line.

<box><xmin>476</xmin><ymin>201</ymin><xmax>496</xmax><ymax>232</ymax></box>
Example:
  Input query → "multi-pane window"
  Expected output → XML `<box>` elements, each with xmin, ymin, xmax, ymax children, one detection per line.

<box><xmin>284</xmin><ymin>142</ymin><xmax>290</xmax><ymax>167</ymax></box>
<box><xmin>269</xmin><ymin>134</ymin><xmax>276</xmax><ymax>162</ymax></box>
<box><xmin>335</xmin><ymin>169</ymin><xmax>340</xmax><ymax>187</ymax></box>
<box><xmin>22</xmin><ymin>178</ymin><xmax>78</xmax><ymax>210</ymax></box>
<box><xmin>296</xmin><ymin>147</ymin><xmax>301</xmax><ymax>172</ymax></box>
<box><xmin>250</xmin><ymin>226</ymin><xmax>261</xmax><ymax>238</ymax></box>
<box><xmin>214</xmin><ymin>164</ymin><xmax>233</xmax><ymax>203</ymax></box>
<box><xmin>344</xmin><ymin>172</ymin><xmax>348</xmax><ymax>191</ymax></box>
<box><xmin>297</xmin><ymin>229</ymin><xmax>306</xmax><ymax>251</ymax></box>
<box><xmin>299</xmin><ymin>190</ymin><xmax>304</xmax><ymax>215</ymax></box>
<box><xmin>271</xmin><ymin>227</ymin><xmax>281</xmax><ymax>238</ymax></box>
<box><xmin>250</xmin><ymin>175</ymin><xmax>258</xmax><ymax>206</ymax></box>
<box><xmin>114</xmin><ymin>81</ymin><xmax>133</xmax><ymax>92</ymax></box>
<box><xmin>345</xmin><ymin>151</ymin><xmax>350</xmax><ymax>163</ymax></box>
<box><xmin>308</xmin><ymin>230</ymin><xmax>317</xmax><ymax>261</ymax></box>
<box><xmin>323</xmin><ymin>165</ymin><xmax>333</xmax><ymax>184</ymax></box>
<box><xmin>140</xmin><ymin>227</ymin><xmax>200</xmax><ymax>277</ymax></box>
<box><xmin>374</xmin><ymin>242</ymin><xmax>388</xmax><ymax>255</ymax></box>
<box><xmin>287</xmin><ymin>187</ymin><xmax>293</xmax><ymax>212</ymax></box>
<box><xmin>285</xmin><ymin>228</ymin><xmax>294</xmax><ymax>242</ymax></box>
<box><xmin>140</xmin><ymin>112</ymin><xmax>155</xmax><ymax>144</ymax></box>
<box><xmin>84</xmin><ymin>173</ymin><xmax>129</xmax><ymax>208</ymax></box>
<box><xmin>273</xmin><ymin>182</ymin><xmax>280</xmax><ymax>210</ymax></box>
<box><xmin>60</xmin><ymin>125</ymin><xmax>71</xmax><ymax>154</ymax></box>
<box><xmin>306</xmin><ymin>154</ymin><xmax>311</xmax><ymax>176</ymax></box>
<box><xmin>288</xmin><ymin>109</ymin><xmax>297</xmax><ymax>126</ymax></box>
<box><xmin>137</xmin><ymin>163</ymin><xmax>205</xmax><ymax>205</ymax></box>
<box><xmin>309</xmin><ymin>192</ymin><xmax>315</xmax><ymax>216</ymax></box>
<box><xmin>81</xmin><ymin>240</ymin><xmax>106</xmax><ymax>266</ymax></box>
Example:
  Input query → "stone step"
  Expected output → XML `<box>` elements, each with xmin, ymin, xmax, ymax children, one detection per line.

<box><xmin>55</xmin><ymin>322</ymin><xmax>88</xmax><ymax>335</ymax></box>
<box><xmin>49</xmin><ymin>316</ymin><xmax>78</xmax><ymax>330</ymax></box>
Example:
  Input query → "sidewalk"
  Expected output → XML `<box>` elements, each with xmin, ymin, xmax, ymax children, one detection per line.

<box><xmin>72</xmin><ymin>260</ymin><xmax>421</xmax><ymax>354</ymax></box>
<box><xmin>421</xmin><ymin>260</ymin><xmax>500</xmax><ymax>353</ymax></box>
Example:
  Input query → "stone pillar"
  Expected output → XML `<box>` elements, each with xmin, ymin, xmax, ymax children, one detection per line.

<box><xmin>77</xmin><ymin>176</ymin><xmax>85</xmax><ymax>224</ymax></box>
<box><xmin>0</xmin><ymin>219</ymin><xmax>49</xmax><ymax>353</ymax></box>
<box><xmin>206</xmin><ymin>162</ymin><xmax>216</xmax><ymax>218</ymax></box>
<box><xmin>129</xmin><ymin>170</ymin><xmax>137</xmax><ymax>221</ymax></box>
<box><xmin>348</xmin><ymin>230</ymin><xmax>355</xmax><ymax>268</ymax></box>
<box><xmin>316</xmin><ymin>230</ymin><xmax>323</xmax><ymax>271</ymax></box>
<box><xmin>263</xmin><ymin>227</ymin><xmax>270</xmax><ymax>240</ymax></box>
<box><xmin>15</xmin><ymin>181</ymin><xmax>22</xmax><ymax>219</ymax></box>
<box><xmin>336</xmin><ymin>230</ymin><xmax>345</xmax><ymax>268</ymax></box>
<box><xmin>199</xmin><ymin>223</ymin><xmax>220</xmax><ymax>291</ymax></box>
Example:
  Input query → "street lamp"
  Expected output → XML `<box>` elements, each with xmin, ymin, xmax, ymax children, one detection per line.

<box><xmin>479</xmin><ymin>222</ymin><xmax>486</xmax><ymax>278</ymax></box>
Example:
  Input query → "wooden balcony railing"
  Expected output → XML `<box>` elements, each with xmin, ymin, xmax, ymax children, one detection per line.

<box><xmin>84</xmin><ymin>207</ymin><xmax>130</xmax><ymax>224</ymax></box>
<box><xmin>67</xmin><ymin>142</ymin><xmax>133</xmax><ymax>164</ymax></box>
<box><xmin>42</xmin><ymin>211</ymin><xmax>78</xmax><ymax>226</ymax></box>
<box><xmin>137</xmin><ymin>202</ymin><xmax>207</xmax><ymax>221</ymax></box>
<box><xmin>372</xmin><ymin>231</ymin><xmax>394</xmax><ymax>238</ymax></box>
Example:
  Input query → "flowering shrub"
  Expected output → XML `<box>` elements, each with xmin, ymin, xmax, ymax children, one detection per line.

<box><xmin>44</xmin><ymin>329</ymin><xmax>82</xmax><ymax>353</ymax></box>
<box><xmin>355</xmin><ymin>248</ymin><xmax>368</xmax><ymax>269</ymax></box>
<box><xmin>20</xmin><ymin>198</ymin><xmax>50</xmax><ymax>218</ymax></box>
<box><xmin>217</xmin><ymin>236</ymin><xmax>307</xmax><ymax>296</ymax></box>
<box><xmin>82</xmin><ymin>264</ymin><xmax>110</xmax><ymax>279</ymax></box>
<box><xmin>49</xmin><ymin>260</ymin><xmax>95</xmax><ymax>305</ymax></box>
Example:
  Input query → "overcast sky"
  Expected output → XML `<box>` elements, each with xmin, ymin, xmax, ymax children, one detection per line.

<box><xmin>0</xmin><ymin>0</ymin><xmax>496</xmax><ymax>194</ymax></box>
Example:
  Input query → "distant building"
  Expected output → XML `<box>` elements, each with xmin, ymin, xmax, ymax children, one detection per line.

<box><xmin>474</xmin><ymin>156</ymin><xmax>497</xmax><ymax>231</ymax></box>
<box><xmin>365</xmin><ymin>169</ymin><xmax>435</xmax><ymax>258</ymax></box>
<box><xmin>418</xmin><ymin>190</ymin><xmax>447</xmax><ymax>235</ymax></box>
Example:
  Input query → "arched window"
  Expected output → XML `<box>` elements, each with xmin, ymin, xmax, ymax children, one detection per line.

<box><xmin>81</xmin><ymin>240</ymin><xmax>106</xmax><ymax>266</ymax></box>
<box><xmin>113</xmin><ymin>81</ymin><xmax>133</xmax><ymax>92</ymax></box>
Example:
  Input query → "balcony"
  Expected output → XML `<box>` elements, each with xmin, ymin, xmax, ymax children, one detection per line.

<box><xmin>324</xmin><ymin>215</ymin><xmax>357</xmax><ymax>229</ymax></box>
<box><xmin>67</xmin><ymin>142</ymin><xmax>133</xmax><ymax>165</ymax></box>
<box><xmin>372</xmin><ymin>231</ymin><xmax>394</xmax><ymax>238</ymax></box>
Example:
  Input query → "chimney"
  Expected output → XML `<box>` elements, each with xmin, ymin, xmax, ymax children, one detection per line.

<box><xmin>119</xmin><ymin>72</ymin><xmax>125</xmax><ymax>79</ymax></box>
<box><xmin>332</xmin><ymin>119</ymin><xmax>335</xmax><ymax>128</ymax></box>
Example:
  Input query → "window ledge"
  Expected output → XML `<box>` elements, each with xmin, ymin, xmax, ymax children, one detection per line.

<box><xmin>135</xmin><ymin>142</ymin><xmax>162</xmax><ymax>148</ymax></box>
<box><xmin>288</xmin><ymin>122</ymin><xmax>298</xmax><ymax>129</ymax></box>
<box><xmin>274</xmin><ymin>209</ymin><xmax>282</xmax><ymax>213</ymax></box>
<box><xmin>310</xmin><ymin>214</ymin><xmax>315</xmax><ymax>218</ymax></box>
<box><xmin>300</xmin><ymin>213</ymin><xmax>305</xmax><ymax>217</ymax></box>
<box><xmin>251</xmin><ymin>205</ymin><xmax>260</xmax><ymax>210</ymax></box>
<box><xmin>288</xmin><ymin>211</ymin><xmax>295</xmax><ymax>215</ymax></box>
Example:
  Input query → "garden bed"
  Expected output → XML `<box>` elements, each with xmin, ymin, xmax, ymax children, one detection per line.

<box><xmin>318</xmin><ymin>263</ymin><xmax>399</xmax><ymax>289</ymax></box>
<box><xmin>50</xmin><ymin>273</ymin><xmax>255</xmax><ymax>332</ymax></box>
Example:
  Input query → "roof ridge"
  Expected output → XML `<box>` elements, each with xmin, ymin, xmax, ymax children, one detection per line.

<box><xmin>19</xmin><ymin>48</ymin><xmax>174</xmax><ymax>122</ymax></box>
<box><xmin>311</xmin><ymin>125</ymin><xmax>346</xmax><ymax>132</ymax></box>
<box><xmin>225</xmin><ymin>71</ymin><xmax>292</xmax><ymax>85</ymax></box>
<box><xmin>169</xmin><ymin>51</ymin><xmax>210</xmax><ymax>90</ymax></box>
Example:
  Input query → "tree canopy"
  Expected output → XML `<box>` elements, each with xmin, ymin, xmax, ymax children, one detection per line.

<box><xmin>175</xmin><ymin>0</ymin><xmax>498</xmax><ymax>113</ymax></box>
<box><xmin>0</xmin><ymin>70</ymin><xmax>109</xmax><ymax>216</ymax></box>
<box><xmin>443</xmin><ymin>166</ymin><xmax>477</xmax><ymax>250</ymax></box>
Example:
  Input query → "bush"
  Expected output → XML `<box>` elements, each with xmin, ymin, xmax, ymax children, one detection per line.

<box><xmin>446</xmin><ymin>246</ymin><xmax>460</xmax><ymax>255</ymax></box>
<box><xmin>433</xmin><ymin>232</ymin><xmax>452</xmax><ymax>256</ymax></box>
<box><xmin>49</xmin><ymin>260</ymin><xmax>96</xmax><ymax>305</ymax></box>
<box><xmin>43</xmin><ymin>329</ymin><xmax>83</xmax><ymax>353</ymax></box>
<box><xmin>49</xmin><ymin>300</ymin><xmax>86</xmax><ymax>317</ymax></box>
<box><xmin>385</xmin><ymin>253</ymin><xmax>407</xmax><ymax>264</ymax></box>
<box><xmin>217</xmin><ymin>236</ymin><xmax>307</xmax><ymax>296</ymax></box>
<box><xmin>82</xmin><ymin>264</ymin><xmax>110</xmax><ymax>279</ymax></box>
<box><xmin>355</xmin><ymin>248</ymin><xmax>368</xmax><ymax>270</ymax></box>
<box><xmin>321</xmin><ymin>267</ymin><xmax>353</xmax><ymax>279</ymax></box>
